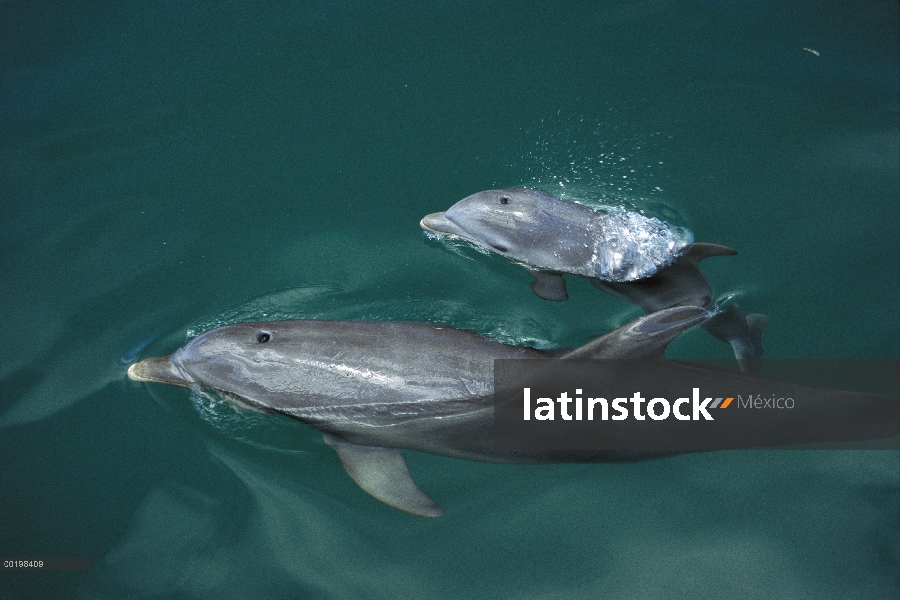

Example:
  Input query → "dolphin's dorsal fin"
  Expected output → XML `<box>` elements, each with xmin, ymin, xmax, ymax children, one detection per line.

<box><xmin>561</xmin><ymin>306</ymin><xmax>708</xmax><ymax>360</ymax></box>
<box><xmin>527</xmin><ymin>269</ymin><xmax>568</xmax><ymax>301</ymax></box>
<box><xmin>323</xmin><ymin>433</ymin><xmax>445</xmax><ymax>517</ymax></box>
<box><xmin>681</xmin><ymin>243</ymin><xmax>737</xmax><ymax>266</ymax></box>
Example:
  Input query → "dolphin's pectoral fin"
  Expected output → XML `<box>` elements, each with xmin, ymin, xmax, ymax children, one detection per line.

<box><xmin>528</xmin><ymin>269</ymin><xmax>568</xmax><ymax>301</ymax></box>
<box><xmin>561</xmin><ymin>306</ymin><xmax>709</xmax><ymax>360</ymax></box>
<box><xmin>323</xmin><ymin>433</ymin><xmax>445</xmax><ymax>518</ymax></box>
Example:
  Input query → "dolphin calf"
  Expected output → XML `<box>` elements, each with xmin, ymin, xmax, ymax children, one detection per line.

<box><xmin>128</xmin><ymin>307</ymin><xmax>897</xmax><ymax>516</ymax></box>
<box><xmin>421</xmin><ymin>188</ymin><xmax>693</xmax><ymax>287</ymax></box>
<box><xmin>421</xmin><ymin>188</ymin><xmax>767</xmax><ymax>370</ymax></box>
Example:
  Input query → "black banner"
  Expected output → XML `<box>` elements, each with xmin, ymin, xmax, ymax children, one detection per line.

<box><xmin>493</xmin><ymin>359</ymin><xmax>900</xmax><ymax>453</ymax></box>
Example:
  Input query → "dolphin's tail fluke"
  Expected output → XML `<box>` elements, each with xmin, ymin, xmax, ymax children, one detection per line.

<box><xmin>745</xmin><ymin>313</ymin><xmax>768</xmax><ymax>358</ymax></box>
<box><xmin>702</xmin><ymin>303</ymin><xmax>768</xmax><ymax>373</ymax></box>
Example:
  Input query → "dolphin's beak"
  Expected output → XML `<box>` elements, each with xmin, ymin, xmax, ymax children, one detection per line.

<box><xmin>128</xmin><ymin>355</ymin><xmax>192</xmax><ymax>388</ymax></box>
<box><xmin>420</xmin><ymin>212</ymin><xmax>467</xmax><ymax>237</ymax></box>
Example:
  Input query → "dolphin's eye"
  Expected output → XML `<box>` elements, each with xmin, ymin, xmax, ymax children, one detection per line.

<box><xmin>499</xmin><ymin>195</ymin><xmax>510</xmax><ymax>205</ymax></box>
<box><xmin>256</xmin><ymin>332</ymin><xmax>271</xmax><ymax>343</ymax></box>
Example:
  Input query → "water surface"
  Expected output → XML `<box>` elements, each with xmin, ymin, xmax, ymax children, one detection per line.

<box><xmin>1</xmin><ymin>1</ymin><xmax>898</xmax><ymax>598</ymax></box>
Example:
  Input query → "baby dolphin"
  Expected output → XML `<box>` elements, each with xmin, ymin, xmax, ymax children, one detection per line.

<box><xmin>421</xmin><ymin>188</ymin><xmax>767</xmax><ymax>370</ymax></box>
<box><xmin>421</xmin><ymin>188</ymin><xmax>693</xmax><ymax>285</ymax></box>
<box><xmin>128</xmin><ymin>308</ymin><xmax>897</xmax><ymax>516</ymax></box>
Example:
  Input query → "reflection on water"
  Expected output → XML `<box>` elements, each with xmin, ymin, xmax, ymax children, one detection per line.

<box><xmin>88</xmin><ymin>442</ymin><xmax>900</xmax><ymax>599</ymax></box>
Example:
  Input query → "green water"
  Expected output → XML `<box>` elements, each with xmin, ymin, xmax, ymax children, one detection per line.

<box><xmin>1</xmin><ymin>1</ymin><xmax>898</xmax><ymax>598</ymax></box>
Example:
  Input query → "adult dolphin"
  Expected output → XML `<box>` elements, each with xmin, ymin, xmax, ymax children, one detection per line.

<box><xmin>421</xmin><ymin>188</ymin><xmax>767</xmax><ymax>371</ymax></box>
<box><xmin>128</xmin><ymin>307</ymin><xmax>897</xmax><ymax>517</ymax></box>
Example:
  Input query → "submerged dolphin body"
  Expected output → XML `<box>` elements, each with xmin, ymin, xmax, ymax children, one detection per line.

<box><xmin>421</xmin><ymin>188</ymin><xmax>767</xmax><ymax>370</ymax></box>
<box><xmin>129</xmin><ymin>307</ymin><xmax>707</xmax><ymax>517</ymax></box>
<box><xmin>128</xmin><ymin>308</ymin><xmax>897</xmax><ymax>517</ymax></box>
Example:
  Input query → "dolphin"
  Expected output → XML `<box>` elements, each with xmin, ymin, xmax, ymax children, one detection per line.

<box><xmin>128</xmin><ymin>307</ymin><xmax>897</xmax><ymax>517</ymax></box>
<box><xmin>128</xmin><ymin>307</ymin><xmax>705</xmax><ymax>517</ymax></box>
<box><xmin>420</xmin><ymin>188</ymin><xmax>767</xmax><ymax>370</ymax></box>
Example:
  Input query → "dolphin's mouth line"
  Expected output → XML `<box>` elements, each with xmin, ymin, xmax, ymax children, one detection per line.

<box><xmin>126</xmin><ymin>364</ymin><xmax>193</xmax><ymax>388</ymax></box>
<box><xmin>127</xmin><ymin>350</ymin><xmax>196</xmax><ymax>388</ymax></box>
<box><xmin>419</xmin><ymin>218</ymin><xmax>442</xmax><ymax>235</ymax></box>
<box><xmin>420</xmin><ymin>212</ymin><xmax>511</xmax><ymax>255</ymax></box>
<box><xmin>169</xmin><ymin>349</ymin><xmax>197</xmax><ymax>385</ymax></box>
<box><xmin>419</xmin><ymin>212</ymin><xmax>469</xmax><ymax>238</ymax></box>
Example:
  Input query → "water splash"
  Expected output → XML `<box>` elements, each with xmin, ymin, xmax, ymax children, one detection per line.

<box><xmin>586</xmin><ymin>209</ymin><xmax>693</xmax><ymax>281</ymax></box>
<box><xmin>509</xmin><ymin>108</ymin><xmax>694</xmax><ymax>238</ymax></box>
<box><xmin>513</xmin><ymin>108</ymin><xmax>671</xmax><ymax>198</ymax></box>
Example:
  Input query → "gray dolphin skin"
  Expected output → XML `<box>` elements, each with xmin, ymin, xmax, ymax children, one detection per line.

<box><xmin>129</xmin><ymin>307</ymin><xmax>709</xmax><ymax>517</ymax></box>
<box><xmin>421</xmin><ymin>188</ymin><xmax>767</xmax><ymax>370</ymax></box>
<box><xmin>128</xmin><ymin>307</ymin><xmax>898</xmax><ymax>517</ymax></box>
<box><xmin>421</xmin><ymin>188</ymin><xmax>693</xmax><ymax>284</ymax></box>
